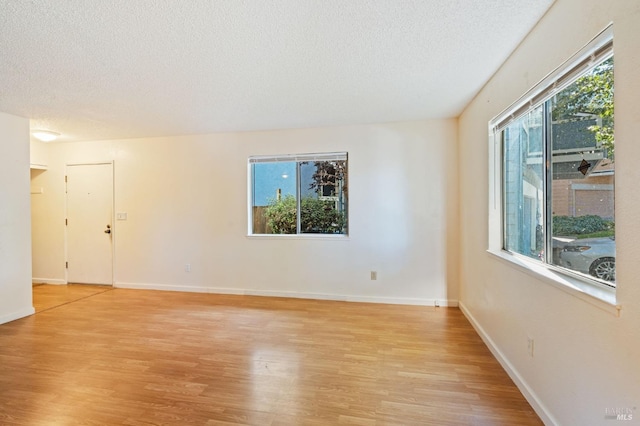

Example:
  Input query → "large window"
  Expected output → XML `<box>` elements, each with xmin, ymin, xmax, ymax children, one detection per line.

<box><xmin>492</xmin><ymin>29</ymin><xmax>615</xmax><ymax>287</ymax></box>
<box><xmin>249</xmin><ymin>153</ymin><xmax>348</xmax><ymax>235</ymax></box>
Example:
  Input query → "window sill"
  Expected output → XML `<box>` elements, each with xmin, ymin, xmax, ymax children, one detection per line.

<box><xmin>247</xmin><ymin>234</ymin><xmax>349</xmax><ymax>241</ymax></box>
<box><xmin>487</xmin><ymin>249</ymin><xmax>621</xmax><ymax>317</ymax></box>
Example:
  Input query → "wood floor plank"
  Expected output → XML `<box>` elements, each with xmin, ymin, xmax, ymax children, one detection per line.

<box><xmin>32</xmin><ymin>283</ymin><xmax>113</xmax><ymax>312</ymax></box>
<box><xmin>0</xmin><ymin>287</ymin><xmax>542</xmax><ymax>425</ymax></box>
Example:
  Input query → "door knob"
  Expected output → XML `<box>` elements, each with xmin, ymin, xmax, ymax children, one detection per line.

<box><xmin>104</xmin><ymin>224</ymin><xmax>111</xmax><ymax>234</ymax></box>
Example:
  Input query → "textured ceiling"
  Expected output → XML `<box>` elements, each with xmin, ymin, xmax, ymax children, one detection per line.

<box><xmin>0</xmin><ymin>0</ymin><xmax>554</xmax><ymax>142</ymax></box>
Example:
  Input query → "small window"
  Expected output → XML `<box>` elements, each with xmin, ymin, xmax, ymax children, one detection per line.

<box><xmin>249</xmin><ymin>153</ymin><xmax>348</xmax><ymax>235</ymax></box>
<box><xmin>492</xmin><ymin>28</ymin><xmax>615</xmax><ymax>287</ymax></box>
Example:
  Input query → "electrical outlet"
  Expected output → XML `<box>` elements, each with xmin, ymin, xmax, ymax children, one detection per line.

<box><xmin>527</xmin><ymin>337</ymin><xmax>534</xmax><ymax>357</ymax></box>
<box><xmin>185</xmin><ymin>264</ymin><xmax>191</xmax><ymax>273</ymax></box>
<box><xmin>370</xmin><ymin>271</ymin><xmax>377</xmax><ymax>280</ymax></box>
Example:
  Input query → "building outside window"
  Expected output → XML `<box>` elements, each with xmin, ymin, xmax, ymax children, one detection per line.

<box><xmin>494</xmin><ymin>30</ymin><xmax>615</xmax><ymax>286</ymax></box>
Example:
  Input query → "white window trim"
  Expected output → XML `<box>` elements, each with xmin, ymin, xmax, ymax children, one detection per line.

<box><xmin>247</xmin><ymin>152</ymin><xmax>348</xmax><ymax>237</ymax></box>
<box><xmin>249</xmin><ymin>152</ymin><xmax>347</xmax><ymax>163</ymax></box>
<box><xmin>491</xmin><ymin>26</ymin><xmax>613</xmax><ymax>132</ymax></box>
<box><xmin>246</xmin><ymin>233</ymin><xmax>350</xmax><ymax>241</ymax></box>
<box><xmin>487</xmin><ymin>25</ymin><xmax>620</xmax><ymax>315</ymax></box>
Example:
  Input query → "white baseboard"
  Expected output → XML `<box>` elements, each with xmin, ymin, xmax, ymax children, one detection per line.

<box><xmin>0</xmin><ymin>306</ymin><xmax>35</xmax><ymax>325</ymax></box>
<box><xmin>458</xmin><ymin>301</ymin><xmax>557</xmax><ymax>426</ymax></box>
<box><xmin>243</xmin><ymin>289</ymin><xmax>456</xmax><ymax>306</ymax></box>
<box><xmin>114</xmin><ymin>282</ymin><xmax>457</xmax><ymax>307</ymax></box>
<box><xmin>32</xmin><ymin>278</ymin><xmax>67</xmax><ymax>285</ymax></box>
<box><xmin>115</xmin><ymin>282</ymin><xmax>243</xmax><ymax>295</ymax></box>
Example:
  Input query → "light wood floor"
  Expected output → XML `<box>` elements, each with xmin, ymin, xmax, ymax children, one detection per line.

<box><xmin>0</xmin><ymin>286</ymin><xmax>542</xmax><ymax>425</ymax></box>
<box><xmin>32</xmin><ymin>283</ymin><xmax>113</xmax><ymax>312</ymax></box>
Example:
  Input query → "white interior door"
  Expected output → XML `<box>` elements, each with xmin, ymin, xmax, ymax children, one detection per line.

<box><xmin>66</xmin><ymin>163</ymin><xmax>113</xmax><ymax>285</ymax></box>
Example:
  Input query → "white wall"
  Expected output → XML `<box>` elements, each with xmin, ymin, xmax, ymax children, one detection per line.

<box><xmin>458</xmin><ymin>1</ymin><xmax>640</xmax><ymax>425</ymax></box>
<box><xmin>30</xmin><ymin>139</ymin><xmax>48</xmax><ymax>169</ymax></box>
<box><xmin>0</xmin><ymin>112</ymin><xmax>34</xmax><ymax>324</ymax></box>
<box><xmin>32</xmin><ymin>120</ymin><xmax>460</xmax><ymax>305</ymax></box>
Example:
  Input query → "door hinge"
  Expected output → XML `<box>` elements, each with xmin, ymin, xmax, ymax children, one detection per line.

<box><xmin>65</xmin><ymin>261</ymin><xmax>68</xmax><ymax>269</ymax></box>
<box><xmin>65</xmin><ymin>218</ymin><xmax>68</xmax><ymax>226</ymax></box>
<box><xmin>65</xmin><ymin>175</ymin><xmax>68</xmax><ymax>183</ymax></box>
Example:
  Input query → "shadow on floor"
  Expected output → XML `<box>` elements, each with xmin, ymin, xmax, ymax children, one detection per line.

<box><xmin>33</xmin><ymin>283</ymin><xmax>113</xmax><ymax>313</ymax></box>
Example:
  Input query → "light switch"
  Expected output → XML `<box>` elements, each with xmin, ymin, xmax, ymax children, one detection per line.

<box><xmin>116</xmin><ymin>212</ymin><xmax>127</xmax><ymax>220</ymax></box>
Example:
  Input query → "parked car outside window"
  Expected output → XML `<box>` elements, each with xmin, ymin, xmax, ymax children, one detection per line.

<box><xmin>558</xmin><ymin>237</ymin><xmax>615</xmax><ymax>282</ymax></box>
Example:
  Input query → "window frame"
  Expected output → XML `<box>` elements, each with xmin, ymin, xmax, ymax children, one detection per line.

<box><xmin>488</xmin><ymin>26</ymin><xmax>618</xmax><ymax>310</ymax></box>
<box><xmin>248</xmin><ymin>152</ymin><xmax>349</xmax><ymax>238</ymax></box>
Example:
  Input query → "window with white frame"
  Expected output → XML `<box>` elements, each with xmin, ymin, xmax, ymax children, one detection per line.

<box><xmin>249</xmin><ymin>153</ymin><xmax>348</xmax><ymax>235</ymax></box>
<box><xmin>490</xmin><ymin>28</ymin><xmax>615</xmax><ymax>287</ymax></box>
